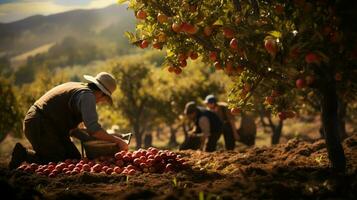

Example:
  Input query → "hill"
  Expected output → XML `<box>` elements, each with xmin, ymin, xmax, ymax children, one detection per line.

<box><xmin>0</xmin><ymin>4</ymin><xmax>135</xmax><ymax>57</ymax></box>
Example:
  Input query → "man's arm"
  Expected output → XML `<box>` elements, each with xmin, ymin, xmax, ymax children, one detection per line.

<box><xmin>198</xmin><ymin>116</ymin><xmax>210</xmax><ymax>151</ymax></box>
<box><xmin>89</xmin><ymin>129</ymin><xmax>128</xmax><ymax>150</ymax></box>
<box><xmin>75</xmin><ymin>92</ymin><xmax>128</xmax><ymax>150</ymax></box>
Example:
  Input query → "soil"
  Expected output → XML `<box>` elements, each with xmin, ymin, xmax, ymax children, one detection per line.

<box><xmin>1</xmin><ymin>134</ymin><xmax>357</xmax><ymax>200</ymax></box>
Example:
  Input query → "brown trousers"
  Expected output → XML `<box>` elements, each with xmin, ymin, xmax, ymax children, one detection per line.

<box><xmin>23</xmin><ymin>106</ymin><xmax>81</xmax><ymax>164</ymax></box>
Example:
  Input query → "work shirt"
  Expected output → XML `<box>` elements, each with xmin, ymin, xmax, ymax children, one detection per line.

<box><xmin>198</xmin><ymin>116</ymin><xmax>210</xmax><ymax>137</ymax></box>
<box><xmin>32</xmin><ymin>82</ymin><xmax>103</xmax><ymax>137</ymax></box>
<box><xmin>72</xmin><ymin>91</ymin><xmax>102</xmax><ymax>133</ymax></box>
<box><xmin>194</xmin><ymin>107</ymin><xmax>223</xmax><ymax>135</ymax></box>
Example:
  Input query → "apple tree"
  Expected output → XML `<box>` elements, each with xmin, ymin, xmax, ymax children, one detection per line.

<box><xmin>119</xmin><ymin>0</ymin><xmax>357</xmax><ymax>172</ymax></box>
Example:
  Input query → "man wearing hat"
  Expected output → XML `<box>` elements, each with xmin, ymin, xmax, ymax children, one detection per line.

<box><xmin>180</xmin><ymin>101</ymin><xmax>223</xmax><ymax>152</ymax></box>
<box><xmin>204</xmin><ymin>94</ymin><xmax>238</xmax><ymax>150</ymax></box>
<box><xmin>9</xmin><ymin>72</ymin><xmax>128</xmax><ymax>169</ymax></box>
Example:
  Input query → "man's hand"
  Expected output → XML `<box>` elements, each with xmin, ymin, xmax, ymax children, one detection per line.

<box><xmin>199</xmin><ymin>135</ymin><xmax>207</xmax><ymax>151</ymax></box>
<box><xmin>90</xmin><ymin>129</ymin><xmax>129</xmax><ymax>150</ymax></box>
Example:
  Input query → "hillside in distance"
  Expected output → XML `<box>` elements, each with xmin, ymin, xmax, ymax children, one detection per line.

<box><xmin>0</xmin><ymin>4</ymin><xmax>136</xmax><ymax>57</ymax></box>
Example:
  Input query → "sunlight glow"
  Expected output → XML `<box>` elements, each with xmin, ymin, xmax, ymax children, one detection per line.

<box><xmin>0</xmin><ymin>0</ymin><xmax>117</xmax><ymax>23</ymax></box>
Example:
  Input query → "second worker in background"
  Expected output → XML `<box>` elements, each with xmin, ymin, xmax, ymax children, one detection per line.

<box><xmin>204</xmin><ymin>94</ymin><xmax>238</xmax><ymax>150</ymax></box>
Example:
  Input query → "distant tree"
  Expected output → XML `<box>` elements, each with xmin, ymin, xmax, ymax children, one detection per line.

<box><xmin>0</xmin><ymin>56</ymin><xmax>12</xmax><ymax>77</ymax></box>
<box><xmin>0</xmin><ymin>77</ymin><xmax>23</xmax><ymax>142</ymax></box>
<box><xmin>111</xmin><ymin>59</ymin><xmax>159</xmax><ymax>149</ymax></box>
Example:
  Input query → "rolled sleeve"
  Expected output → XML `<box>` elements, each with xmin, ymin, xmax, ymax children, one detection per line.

<box><xmin>198</xmin><ymin>116</ymin><xmax>211</xmax><ymax>137</ymax></box>
<box><xmin>77</xmin><ymin>92</ymin><xmax>103</xmax><ymax>133</ymax></box>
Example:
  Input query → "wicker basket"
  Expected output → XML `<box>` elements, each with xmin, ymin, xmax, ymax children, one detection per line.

<box><xmin>83</xmin><ymin>140</ymin><xmax>119</xmax><ymax>159</ymax></box>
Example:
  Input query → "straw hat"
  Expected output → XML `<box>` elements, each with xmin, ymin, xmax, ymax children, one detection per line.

<box><xmin>204</xmin><ymin>94</ymin><xmax>217</xmax><ymax>104</ymax></box>
<box><xmin>83</xmin><ymin>72</ymin><xmax>117</xmax><ymax>101</ymax></box>
<box><xmin>184</xmin><ymin>101</ymin><xmax>198</xmax><ymax>115</ymax></box>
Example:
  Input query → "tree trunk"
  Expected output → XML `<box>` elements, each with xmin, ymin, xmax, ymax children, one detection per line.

<box><xmin>320</xmin><ymin>83</ymin><xmax>346</xmax><ymax>173</ymax></box>
<box><xmin>133</xmin><ymin>123</ymin><xmax>142</xmax><ymax>149</ymax></box>
<box><xmin>144</xmin><ymin>132</ymin><xmax>152</xmax><ymax>148</ymax></box>
<box><xmin>266</xmin><ymin>115</ymin><xmax>283</xmax><ymax>145</ymax></box>
<box><xmin>182</xmin><ymin>123</ymin><xmax>189</xmax><ymax>141</ymax></box>
<box><xmin>168</xmin><ymin>125</ymin><xmax>178</xmax><ymax>147</ymax></box>
<box><xmin>271</xmin><ymin>119</ymin><xmax>283</xmax><ymax>145</ymax></box>
<box><xmin>337</xmin><ymin>99</ymin><xmax>347</xmax><ymax>141</ymax></box>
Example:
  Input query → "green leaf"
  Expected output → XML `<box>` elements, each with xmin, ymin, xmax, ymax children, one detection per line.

<box><xmin>172</xmin><ymin>177</ymin><xmax>177</xmax><ymax>187</ymax></box>
<box><xmin>199</xmin><ymin>191</ymin><xmax>205</xmax><ymax>200</ymax></box>
<box><xmin>124</xmin><ymin>31</ymin><xmax>137</xmax><ymax>43</ymax></box>
<box><xmin>117</xmin><ymin>0</ymin><xmax>128</xmax><ymax>4</ymax></box>
<box><xmin>213</xmin><ymin>18</ymin><xmax>224</xmax><ymax>26</ymax></box>
<box><xmin>268</xmin><ymin>31</ymin><xmax>282</xmax><ymax>38</ymax></box>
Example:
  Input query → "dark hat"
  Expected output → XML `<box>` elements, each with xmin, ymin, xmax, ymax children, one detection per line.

<box><xmin>204</xmin><ymin>94</ymin><xmax>217</xmax><ymax>104</ymax></box>
<box><xmin>184</xmin><ymin>101</ymin><xmax>198</xmax><ymax>115</ymax></box>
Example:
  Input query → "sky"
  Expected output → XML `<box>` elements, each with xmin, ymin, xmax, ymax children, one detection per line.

<box><xmin>0</xmin><ymin>0</ymin><xmax>117</xmax><ymax>23</ymax></box>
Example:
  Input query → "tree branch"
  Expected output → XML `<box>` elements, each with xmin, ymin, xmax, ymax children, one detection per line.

<box><xmin>233</xmin><ymin>0</ymin><xmax>241</xmax><ymax>11</ymax></box>
<box><xmin>189</xmin><ymin>35</ymin><xmax>217</xmax><ymax>52</ymax></box>
<box><xmin>250</xmin><ymin>0</ymin><xmax>260</xmax><ymax>16</ymax></box>
<box><xmin>150</xmin><ymin>1</ymin><xmax>175</xmax><ymax>17</ymax></box>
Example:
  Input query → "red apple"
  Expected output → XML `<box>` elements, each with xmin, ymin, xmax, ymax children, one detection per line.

<box><xmin>157</xmin><ymin>13</ymin><xmax>168</xmax><ymax>23</ymax></box>
<box><xmin>209</xmin><ymin>51</ymin><xmax>218</xmax><ymax>61</ymax></box>
<box><xmin>214</xmin><ymin>61</ymin><xmax>223</xmax><ymax>70</ymax></box>
<box><xmin>168</xmin><ymin>66</ymin><xmax>175</xmax><ymax>73</ymax></box>
<box><xmin>265</xmin><ymin>96</ymin><xmax>274</xmax><ymax>105</ymax></box>
<box><xmin>264</xmin><ymin>38</ymin><xmax>277</xmax><ymax>55</ymax></box>
<box><xmin>128</xmin><ymin>169</ymin><xmax>136</xmax><ymax>175</ymax></box>
<box><xmin>164</xmin><ymin>163</ymin><xmax>174</xmax><ymax>173</ymax></box>
<box><xmin>275</xmin><ymin>4</ymin><xmax>284</xmax><ymax>14</ymax></box>
<box><xmin>136</xmin><ymin>10</ymin><xmax>147</xmax><ymax>20</ymax></box>
<box><xmin>30</xmin><ymin>163</ymin><xmax>38</xmax><ymax>171</ymax></box>
<box><xmin>114</xmin><ymin>152</ymin><xmax>122</xmax><ymax>160</ymax></box>
<box><xmin>106</xmin><ymin>168</ymin><xmax>113</xmax><ymax>175</ymax></box>
<box><xmin>140</xmin><ymin>40</ymin><xmax>149</xmax><ymax>49</ymax></box>
<box><xmin>178</xmin><ymin>53</ymin><xmax>188</xmax><ymax>62</ymax></box>
<box><xmin>172</xmin><ymin>23</ymin><xmax>182</xmax><ymax>33</ymax></box>
<box><xmin>180</xmin><ymin>60</ymin><xmax>187</xmax><ymax>67</ymax></box>
<box><xmin>223</xmin><ymin>28</ymin><xmax>235</xmax><ymax>38</ymax></box>
<box><xmin>82</xmin><ymin>164</ymin><xmax>91</xmax><ymax>172</ymax></box>
<box><xmin>174</xmin><ymin>67</ymin><xmax>182</xmax><ymax>75</ymax></box>
<box><xmin>296</xmin><ymin>78</ymin><xmax>306</xmax><ymax>89</ymax></box>
<box><xmin>305</xmin><ymin>53</ymin><xmax>320</xmax><ymax>64</ymax></box>
<box><xmin>230</xmin><ymin>38</ymin><xmax>239</xmax><ymax>49</ymax></box>
<box><xmin>152</xmin><ymin>42</ymin><xmax>162</xmax><ymax>49</ymax></box>
<box><xmin>190</xmin><ymin>52</ymin><xmax>198</xmax><ymax>60</ymax></box>
<box><xmin>123</xmin><ymin>155</ymin><xmax>132</xmax><ymax>162</ymax></box>
<box><xmin>114</xmin><ymin>166</ymin><xmax>122</xmax><ymax>174</ymax></box>
<box><xmin>92</xmin><ymin>164</ymin><xmax>102</xmax><ymax>173</ymax></box>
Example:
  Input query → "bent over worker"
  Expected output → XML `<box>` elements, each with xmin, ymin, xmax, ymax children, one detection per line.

<box><xmin>9</xmin><ymin>72</ymin><xmax>128</xmax><ymax>169</ymax></box>
<box><xmin>180</xmin><ymin>101</ymin><xmax>223</xmax><ymax>152</ymax></box>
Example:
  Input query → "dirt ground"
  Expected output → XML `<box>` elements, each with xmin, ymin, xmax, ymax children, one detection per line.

<box><xmin>0</xmin><ymin>133</ymin><xmax>356</xmax><ymax>200</ymax></box>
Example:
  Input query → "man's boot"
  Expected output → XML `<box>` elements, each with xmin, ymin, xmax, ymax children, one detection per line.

<box><xmin>8</xmin><ymin>143</ymin><xmax>27</xmax><ymax>170</ymax></box>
